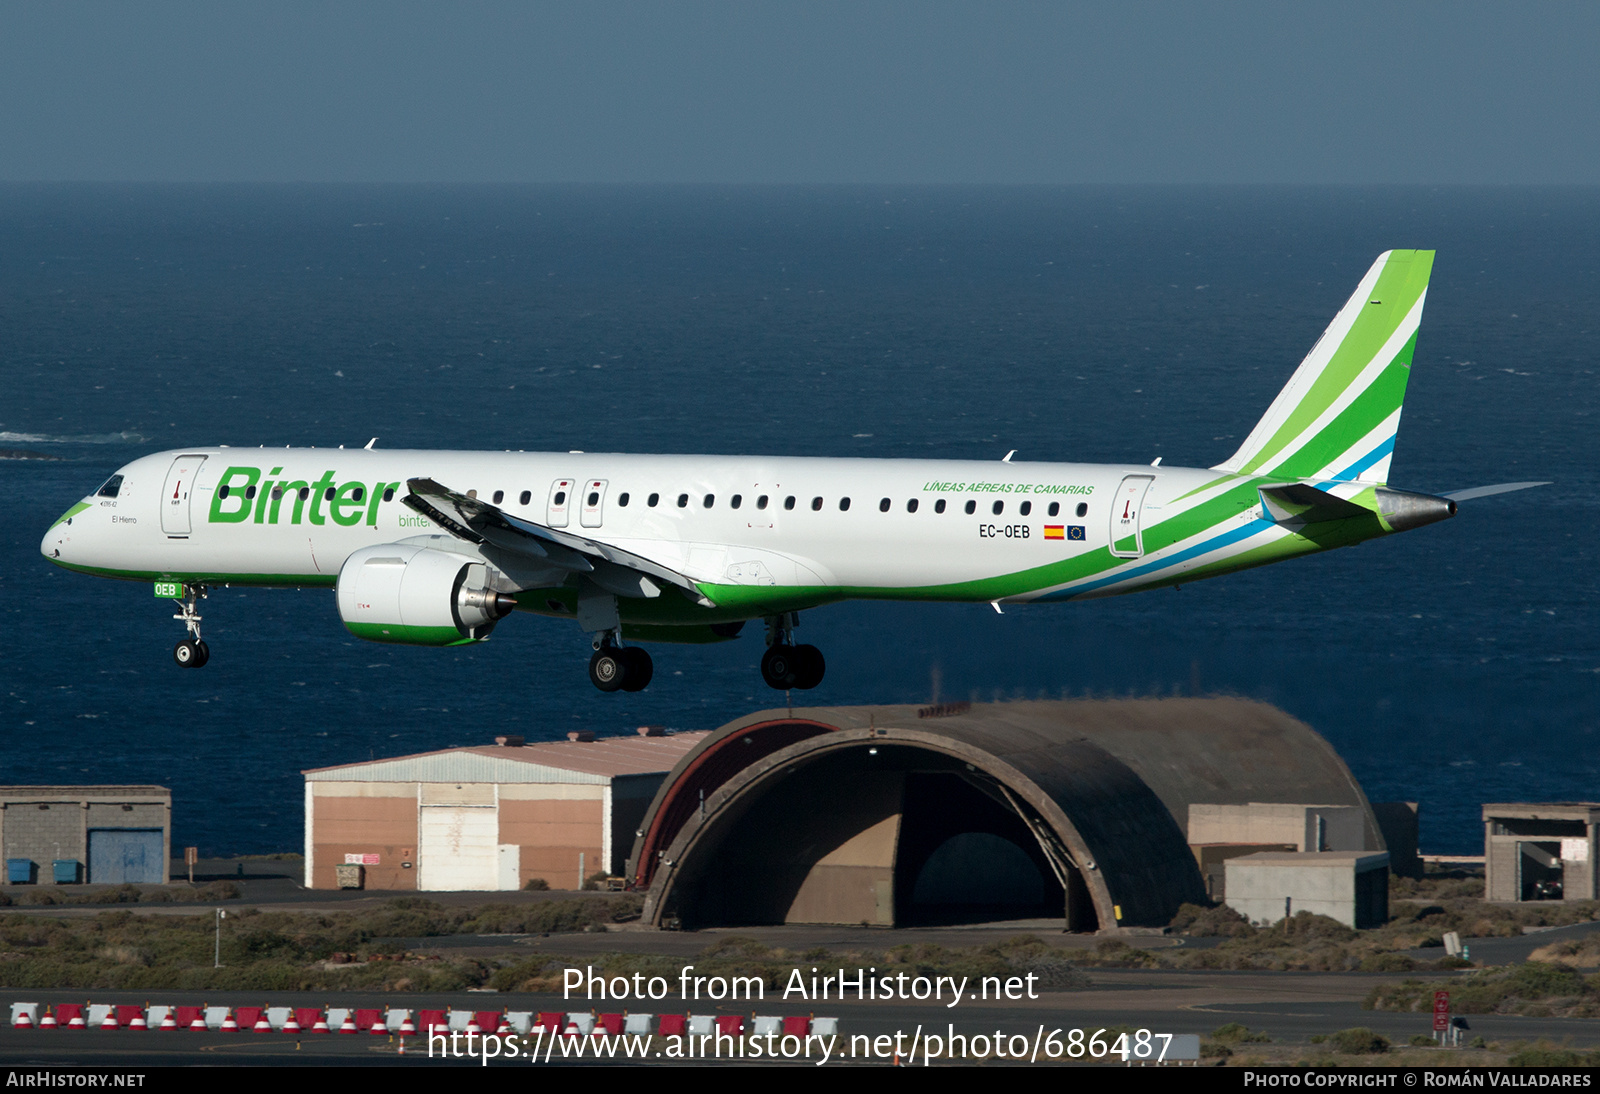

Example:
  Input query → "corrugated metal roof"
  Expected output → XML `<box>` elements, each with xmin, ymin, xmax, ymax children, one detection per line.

<box><xmin>303</xmin><ymin>732</ymin><xmax>707</xmax><ymax>783</ymax></box>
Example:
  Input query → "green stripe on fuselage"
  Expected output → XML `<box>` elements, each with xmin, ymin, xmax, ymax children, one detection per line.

<box><xmin>50</xmin><ymin>502</ymin><xmax>92</xmax><ymax>529</ymax></box>
<box><xmin>43</xmin><ymin>559</ymin><xmax>339</xmax><ymax>588</ymax></box>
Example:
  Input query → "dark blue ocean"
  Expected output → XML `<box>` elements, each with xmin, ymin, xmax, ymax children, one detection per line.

<box><xmin>2</xmin><ymin>185</ymin><xmax>1596</xmax><ymax>856</ymax></box>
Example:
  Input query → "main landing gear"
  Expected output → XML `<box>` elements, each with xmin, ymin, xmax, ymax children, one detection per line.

<box><xmin>588</xmin><ymin>635</ymin><xmax>653</xmax><ymax>693</ymax></box>
<box><xmin>761</xmin><ymin>612</ymin><xmax>824</xmax><ymax>691</ymax></box>
<box><xmin>170</xmin><ymin>583</ymin><xmax>210</xmax><ymax>669</ymax></box>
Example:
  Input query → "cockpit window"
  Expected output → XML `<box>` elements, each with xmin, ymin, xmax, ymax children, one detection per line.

<box><xmin>96</xmin><ymin>474</ymin><xmax>123</xmax><ymax>498</ymax></box>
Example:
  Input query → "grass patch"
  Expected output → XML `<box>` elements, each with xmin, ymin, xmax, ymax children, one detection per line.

<box><xmin>0</xmin><ymin>894</ymin><xmax>644</xmax><ymax>992</ymax></box>
<box><xmin>0</xmin><ymin>882</ymin><xmax>241</xmax><ymax>907</ymax></box>
<box><xmin>1365</xmin><ymin>961</ymin><xmax>1600</xmax><ymax>1018</ymax></box>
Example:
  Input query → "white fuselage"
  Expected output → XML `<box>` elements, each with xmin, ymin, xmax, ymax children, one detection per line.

<box><xmin>44</xmin><ymin>446</ymin><xmax>1249</xmax><ymax>613</ymax></box>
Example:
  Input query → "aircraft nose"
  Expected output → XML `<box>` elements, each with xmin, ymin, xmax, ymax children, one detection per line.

<box><xmin>42</xmin><ymin>501</ymin><xmax>91</xmax><ymax>563</ymax></box>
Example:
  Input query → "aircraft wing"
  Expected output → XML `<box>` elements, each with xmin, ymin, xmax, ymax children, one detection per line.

<box><xmin>400</xmin><ymin>477</ymin><xmax>711</xmax><ymax>603</ymax></box>
<box><xmin>1440</xmin><ymin>481</ymin><xmax>1551</xmax><ymax>502</ymax></box>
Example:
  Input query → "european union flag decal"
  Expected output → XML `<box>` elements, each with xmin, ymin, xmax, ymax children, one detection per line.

<box><xmin>1067</xmin><ymin>525</ymin><xmax>1086</xmax><ymax>541</ymax></box>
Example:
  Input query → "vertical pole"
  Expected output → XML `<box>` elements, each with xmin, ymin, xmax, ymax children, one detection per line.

<box><xmin>578</xmin><ymin>852</ymin><xmax>585</xmax><ymax>891</ymax></box>
<box><xmin>214</xmin><ymin>909</ymin><xmax>224</xmax><ymax>968</ymax></box>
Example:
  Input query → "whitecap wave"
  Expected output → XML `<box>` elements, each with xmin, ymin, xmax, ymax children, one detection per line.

<box><xmin>0</xmin><ymin>430</ymin><xmax>148</xmax><ymax>444</ymax></box>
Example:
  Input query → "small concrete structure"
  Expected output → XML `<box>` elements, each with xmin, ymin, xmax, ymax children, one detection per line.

<box><xmin>1483</xmin><ymin>803</ymin><xmax>1600</xmax><ymax>903</ymax></box>
<box><xmin>1190</xmin><ymin>843</ymin><xmax>1297</xmax><ymax>901</ymax></box>
<box><xmin>1225</xmin><ymin>851</ymin><xmax>1390</xmax><ymax>929</ymax></box>
<box><xmin>0</xmin><ymin>786</ymin><xmax>172</xmax><ymax>886</ymax></box>
<box><xmin>1188</xmin><ymin>802</ymin><xmax>1367</xmax><ymax>852</ymax></box>
<box><xmin>1369</xmin><ymin>801</ymin><xmax>1422</xmax><ymax>879</ymax></box>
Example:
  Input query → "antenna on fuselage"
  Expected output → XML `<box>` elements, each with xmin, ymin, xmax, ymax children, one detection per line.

<box><xmin>1001</xmin><ymin>450</ymin><xmax>1016</xmax><ymax>463</ymax></box>
<box><xmin>365</xmin><ymin>438</ymin><xmax>378</xmax><ymax>450</ymax></box>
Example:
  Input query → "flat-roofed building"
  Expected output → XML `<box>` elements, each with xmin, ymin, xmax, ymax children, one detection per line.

<box><xmin>303</xmin><ymin>731</ymin><xmax>705</xmax><ymax>891</ymax></box>
<box><xmin>1</xmin><ymin>786</ymin><xmax>171</xmax><ymax>886</ymax></box>
<box><xmin>1225</xmin><ymin>851</ymin><xmax>1391</xmax><ymax>929</ymax></box>
<box><xmin>1483</xmin><ymin>803</ymin><xmax>1600</xmax><ymax>903</ymax></box>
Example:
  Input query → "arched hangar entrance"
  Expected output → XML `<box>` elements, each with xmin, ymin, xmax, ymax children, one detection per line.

<box><xmin>630</xmin><ymin>700</ymin><xmax>1382</xmax><ymax>933</ymax></box>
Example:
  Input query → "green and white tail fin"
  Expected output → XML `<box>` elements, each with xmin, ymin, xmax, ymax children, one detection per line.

<box><xmin>1213</xmin><ymin>249</ymin><xmax>1434</xmax><ymax>485</ymax></box>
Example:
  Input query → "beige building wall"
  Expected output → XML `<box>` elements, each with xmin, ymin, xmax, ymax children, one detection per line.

<box><xmin>306</xmin><ymin>774</ymin><xmax>666</xmax><ymax>891</ymax></box>
<box><xmin>498</xmin><ymin>785</ymin><xmax>604</xmax><ymax>890</ymax></box>
<box><xmin>309</xmin><ymin>783</ymin><xmax>419</xmax><ymax>890</ymax></box>
<box><xmin>1188</xmin><ymin>803</ymin><xmax>1366</xmax><ymax>852</ymax></box>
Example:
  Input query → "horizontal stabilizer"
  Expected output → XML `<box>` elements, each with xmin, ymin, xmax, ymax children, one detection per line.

<box><xmin>1258</xmin><ymin>483</ymin><xmax>1372</xmax><ymax>524</ymax></box>
<box><xmin>1441</xmin><ymin>481</ymin><xmax>1551</xmax><ymax>502</ymax></box>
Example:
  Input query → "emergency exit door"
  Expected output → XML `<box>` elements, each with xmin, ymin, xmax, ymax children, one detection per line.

<box><xmin>161</xmin><ymin>455</ymin><xmax>207</xmax><ymax>536</ymax></box>
<box><xmin>1109</xmin><ymin>475</ymin><xmax>1154</xmax><ymax>558</ymax></box>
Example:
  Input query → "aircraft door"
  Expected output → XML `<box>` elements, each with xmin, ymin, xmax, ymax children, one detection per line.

<box><xmin>1109</xmin><ymin>475</ymin><xmax>1154</xmax><ymax>558</ymax></box>
<box><xmin>160</xmin><ymin>455</ymin><xmax>207</xmax><ymax>536</ymax></box>
<box><xmin>579</xmin><ymin>479</ymin><xmax>608</xmax><ymax>528</ymax></box>
<box><xmin>546</xmin><ymin>478</ymin><xmax>574</xmax><ymax>528</ymax></box>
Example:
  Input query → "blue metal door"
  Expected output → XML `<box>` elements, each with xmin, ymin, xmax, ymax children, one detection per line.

<box><xmin>88</xmin><ymin>829</ymin><xmax>163</xmax><ymax>884</ymax></box>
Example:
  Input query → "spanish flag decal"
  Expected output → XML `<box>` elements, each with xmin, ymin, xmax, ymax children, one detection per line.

<box><xmin>1044</xmin><ymin>525</ymin><xmax>1064</xmax><ymax>539</ymax></box>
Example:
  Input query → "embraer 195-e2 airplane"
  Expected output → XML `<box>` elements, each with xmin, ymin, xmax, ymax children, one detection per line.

<box><xmin>42</xmin><ymin>250</ymin><xmax>1542</xmax><ymax>693</ymax></box>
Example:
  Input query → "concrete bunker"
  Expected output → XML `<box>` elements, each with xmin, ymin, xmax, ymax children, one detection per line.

<box><xmin>630</xmin><ymin>699</ymin><xmax>1387</xmax><ymax>932</ymax></box>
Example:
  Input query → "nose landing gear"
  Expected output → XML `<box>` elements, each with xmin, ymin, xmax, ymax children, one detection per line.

<box><xmin>168</xmin><ymin>583</ymin><xmax>210</xmax><ymax>668</ymax></box>
<box><xmin>761</xmin><ymin>612</ymin><xmax>824</xmax><ymax>690</ymax></box>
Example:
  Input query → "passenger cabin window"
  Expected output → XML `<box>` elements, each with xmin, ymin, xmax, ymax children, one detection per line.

<box><xmin>218</xmin><ymin>485</ymin><xmax>231</xmax><ymax>499</ymax></box>
<box><xmin>272</xmin><ymin>487</ymin><xmax>285</xmax><ymax>500</ymax></box>
<box><xmin>246</xmin><ymin>485</ymin><xmax>257</xmax><ymax>500</ymax></box>
<box><xmin>298</xmin><ymin>487</ymin><xmax>310</xmax><ymax>501</ymax></box>
<box><xmin>879</xmin><ymin>497</ymin><xmax>890</xmax><ymax>512</ymax></box>
<box><xmin>352</xmin><ymin>487</ymin><xmax>364</xmax><ymax>502</ymax></box>
<box><xmin>784</xmin><ymin>496</ymin><xmax>796</xmax><ymax>510</ymax></box>
<box><xmin>677</xmin><ymin>494</ymin><xmax>689</xmax><ymax>508</ymax></box>
<box><xmin>383</xmin><ymin>487</ymin><xmax>395</xmax><ymax>503</ymax></box>
<box><xmin>811</xmin><ymin>496</ymin><xmax>823</xmax><ymax>511</ymax></box>
<box><xmin>648</xmin><ymin>493</ymin><xmax>660</xmax><ymax>507</ymax></box>
<box><xmin>1048</xmin><ymin>502</ymin><xmax>1059</xmax><ymax>517</ymax></box>
<box><xmin>934</xmin><ymin>499</ymin><xmax>946</xmax><ymax>513</ymax></box>
<box><xmin>703</xmin><ymin>494</ymin><xmax>715</xmax><ymax>508</ymax></box>
<box><xmin>757</xmin><ymin>495</ymin><xmax>769</xmax><ymax>510</ymax></box>
<box><xmin>588</xmin><ymin>491</ymin><xmax>600</xmax><ymax>506</ymax></box>
<box><xmin>730</xmin><ymin>494</ymin><xmax>742</xmax><ymax>509</ymax></box>
<box><xmin>519</xmin><ymin>490</ymin><xmax>531</xmax><ymax>505</ymax></box>
<box><xmin>906</xmin><ymin>498</ymin><xmax>918</xmax><ymax>513</ymax></box>
<box><xmin>96</xmin><ymin>475</ymin><xmax>123</xmax><ymax>498</ymax></box>
<box><xmin>1076</xmin><ymin>502</ymin><xmax>1089</xmax><ymax>517</ymax></box>
<box><xmin>492</xmin><ymin>490</ymin><xmax>504</xmax><ymax>504</ymax></box>
<box><xmin>618</xmin><ymin>492</ymin><xmax>630</xmax><ymax>507</ymax></box>
<box><xmin>839</xmin><ymin>497</ymin><xmax>850</xmax><ymax>511</ymax></box>
<box><xmin>992</xmin><ymin>500</ymin><xmax>1004</xmax><ymax>515</ymax></box>
<box><xmin>964</xmin><ymin>499</ymin><xmax>976</xmax><ymax>515</ymax></box>
<box><xmin>466</xmin><ymin>490</ymin><xmax>476</xmax><ymax>499</ymax></box>
<box><xmin>554</xmin><ymin>490</ymin><xmax>566</xmax><ymax>505</ymax></box>
<box><xmin>1019</xmin><ymin>500</ymin><xmax>1031</xmax><ymax>516</ymax></box>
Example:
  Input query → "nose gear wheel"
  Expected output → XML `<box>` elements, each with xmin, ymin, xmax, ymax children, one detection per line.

<box><xmin>169</xmin><ymin>584</ymin><xmax>211</xmax><ymax>669</ymax></box>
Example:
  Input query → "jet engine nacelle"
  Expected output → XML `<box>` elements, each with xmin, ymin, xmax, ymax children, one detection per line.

<box><xmin>336</xmin><ymin>544</ymin><xmax>518</xmax><ymax>646</ymax></box>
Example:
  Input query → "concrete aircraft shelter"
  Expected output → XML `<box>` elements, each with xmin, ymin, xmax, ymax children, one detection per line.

<box><xmin>628</xmin><ymin>699</ymin><xmax>1386</xmax><ymax>932</ymax></box>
